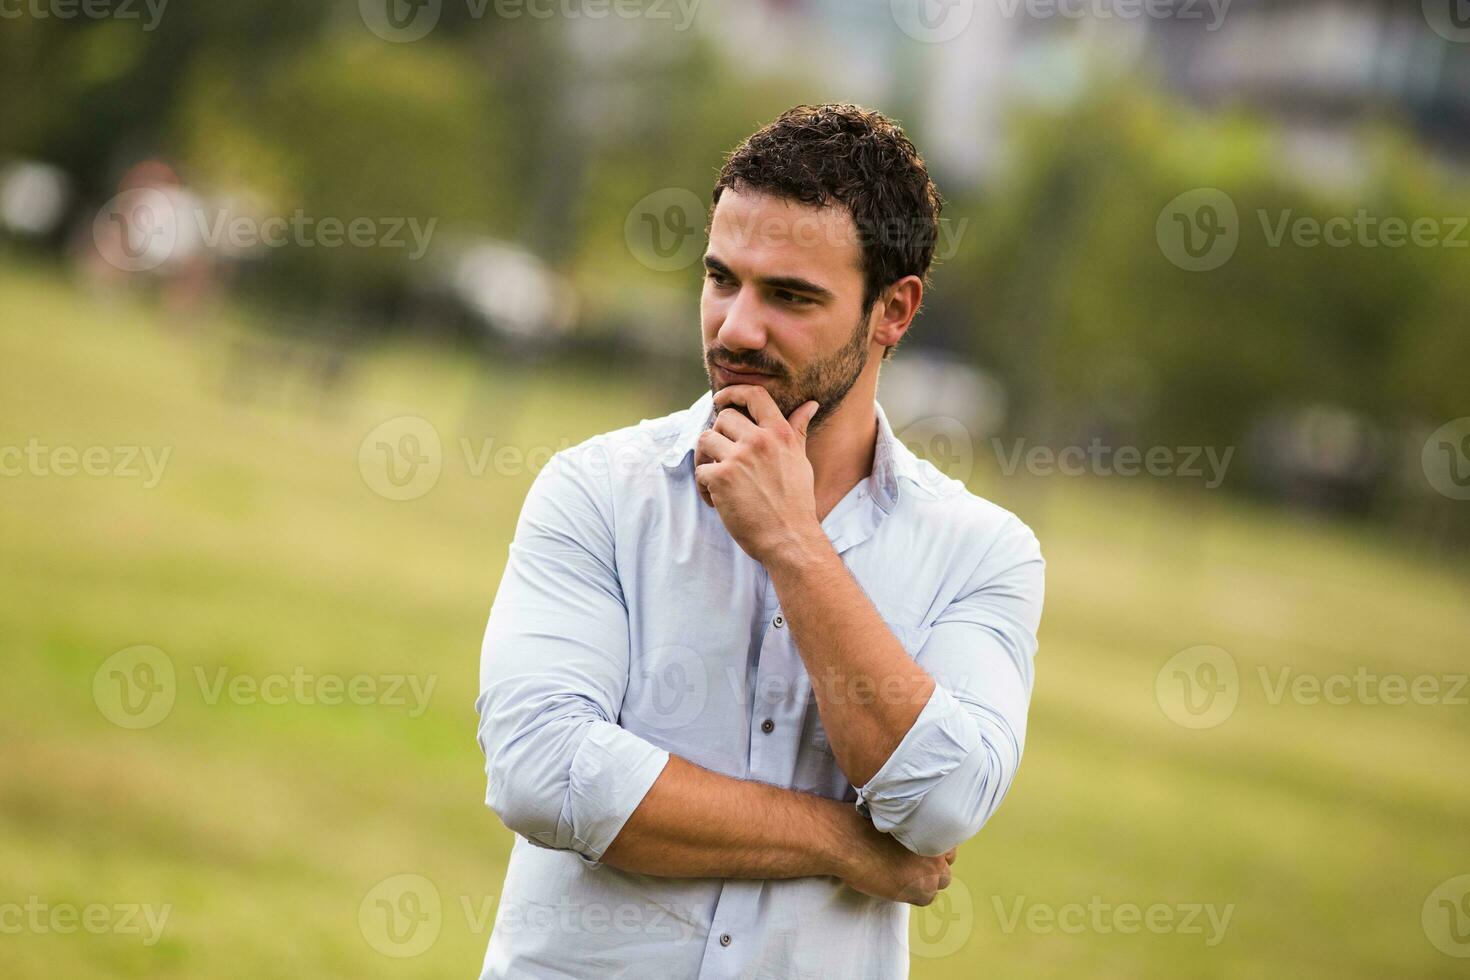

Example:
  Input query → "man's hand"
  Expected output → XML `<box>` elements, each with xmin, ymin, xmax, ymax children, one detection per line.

<box><xmin>694</xmin><ymin>385</ymin><xmax>822</xmax><ymax>564</ymax></box>
<box><xmin>839</xmin><ymin>819</ymin><xmax>957</xmax><ymax>907</ymax></box>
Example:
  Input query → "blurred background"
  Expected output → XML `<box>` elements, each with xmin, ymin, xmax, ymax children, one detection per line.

<box><xmin>3</xmin><ymin>0</ymin><xmax>1469</xmax><ymax>977</ymax></box>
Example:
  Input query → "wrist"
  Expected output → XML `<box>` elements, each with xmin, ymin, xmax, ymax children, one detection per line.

<box><xmin>816</xmin><ymin>799</ymin><xmax>871</xmax><ymax>881</ymax></box>
<box><xmin>762</xmin><ymin>520</ymin><xmax>834</xmax><ymax>579</ymax></box>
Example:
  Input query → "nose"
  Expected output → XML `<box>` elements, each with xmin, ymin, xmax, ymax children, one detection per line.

<box><xmin>714</xmin><ymin>282</ymin><xmax>767</xmax><ymax>354</ymax></box>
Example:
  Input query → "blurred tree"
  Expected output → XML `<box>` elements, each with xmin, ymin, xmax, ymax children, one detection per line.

<box><xmin>174</xmin><ymin>29</ymin><xmax>510</xmax><ymax>315</ymax></box>
<box><xmin>946</xmin><ymin>88</ymin><xmax>1468</xmax><ymax>488</ymax></box>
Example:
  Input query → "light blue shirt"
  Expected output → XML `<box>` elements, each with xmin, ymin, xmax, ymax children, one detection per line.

<box><xmin>476</xmin><ymin>391</ymin><xmax>1045</xmax><ymax>979</ymax></box>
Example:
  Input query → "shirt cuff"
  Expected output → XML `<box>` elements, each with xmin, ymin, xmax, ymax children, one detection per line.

<box><xmin>853</xmin><ymin>683</ymin><xmax>980</xmax><ymax>835</ymax></box>
<box><xmin>563</xmin><ymin>723</ymin><xmax>671</xmax><ymax>868</ymax></box>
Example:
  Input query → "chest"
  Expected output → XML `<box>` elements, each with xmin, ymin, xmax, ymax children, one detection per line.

<box><xmin>609</xmin><ymin>486</ymin><xmax>936</xmax><ymax>791</ymax></box>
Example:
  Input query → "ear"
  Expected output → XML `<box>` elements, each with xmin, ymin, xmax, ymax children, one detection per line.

<box><xmin>870</xmin><ymin>275</ymin><xmax>924</xmax><ymax>351</ymax></box>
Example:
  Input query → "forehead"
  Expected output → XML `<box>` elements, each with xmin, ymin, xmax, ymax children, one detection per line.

<box><xmin>707</xmin><ymin>187</ymin><xmax>863</xmax><ymax>285</ymax></box>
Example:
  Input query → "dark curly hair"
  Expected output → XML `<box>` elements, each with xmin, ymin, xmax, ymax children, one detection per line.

<box><xmin>712</xmin><ymin>103</ymin><xmax>944</xmax><ymax>359</ymax></box>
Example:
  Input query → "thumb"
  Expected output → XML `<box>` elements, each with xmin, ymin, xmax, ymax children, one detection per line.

<box><xmin>790</xmin><ymin>400</ymin><xmax>820</xmax><ymax>439</ymax></box>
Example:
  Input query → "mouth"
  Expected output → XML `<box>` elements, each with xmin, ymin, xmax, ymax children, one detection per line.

<box><xmin>712</xmin><ymin>361</ymin><xmax>777</xmax><ymax>385</ymax></box>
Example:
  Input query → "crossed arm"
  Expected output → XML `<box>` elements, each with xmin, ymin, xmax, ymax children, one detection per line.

<box><xmin>476</xmin><ymin>444</ymin><xmax>1043</xmax><ymax>904</ymax></box>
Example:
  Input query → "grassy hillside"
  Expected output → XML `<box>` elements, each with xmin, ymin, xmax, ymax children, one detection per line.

<box><xmin>1</xmin><ymin>263</ymin><xmax>1466</xmax><ymax>978</ymax></box>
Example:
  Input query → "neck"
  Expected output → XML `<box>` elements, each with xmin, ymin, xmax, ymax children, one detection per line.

<box><xmin>804</xmin><ymin>368</ymin><xmax>881</xmax><ymax>522</ymax></box>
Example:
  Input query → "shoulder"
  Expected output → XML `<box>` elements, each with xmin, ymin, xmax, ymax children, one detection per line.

<box><xmin>897</xmin><ymin>457</ymin><xmax>1045</xmax><ymax>572</ymax></box>
<box><xmin>540</xmin><ymin>396</ymin><xmax>704</xmax><ymax>491</ymax></box>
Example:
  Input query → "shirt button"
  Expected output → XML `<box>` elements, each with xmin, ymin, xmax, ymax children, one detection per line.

<box><xmin>773</xmin><ymin>614</ymin><xmax>784</xmax><ymax>628</ymax></box>
<box><xmin>760</xmin><ymin>719</ymin><xmax>774</xmax><ymax>734</ymax></box>
<box><xmin>719</xmin><ymin>933</ymin><xmax>732</xmax><ymax>947</ymax></box>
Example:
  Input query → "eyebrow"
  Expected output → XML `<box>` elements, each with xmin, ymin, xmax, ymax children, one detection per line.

<box><xmin>703</xmin><ymin>254</ymin><xmax>836</xmax><ymax>302</ymax></box>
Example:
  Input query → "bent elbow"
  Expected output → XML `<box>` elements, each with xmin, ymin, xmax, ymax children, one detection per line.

<box><xmin>485</xmin><ymin>744</ymin><xmax>564</xmax><ymax>845</ymax></box>
<box><xmin>892</xmin><ymin>743</ymin><xmax>1015</xmax><ymax>856</ymax></box>
<box><xmin>899</xmin><ymin>802</ymin><xmax>988</xmax><ymax>857</ymax></box>
<box><xmin>479</xmin><ymin>706</ymin><xmax>588</xmax><ymax>848</ymax></box>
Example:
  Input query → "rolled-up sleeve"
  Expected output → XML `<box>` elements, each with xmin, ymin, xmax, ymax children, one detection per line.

<box><xmin>476</xmin><ymin>446</ymin><xmax>670</xmax><ymax>868</ymax></box>
<box><xmin>854</xmin><ymin>515</ymin><xmax>1045</xmax><ymax>856</ymax></box>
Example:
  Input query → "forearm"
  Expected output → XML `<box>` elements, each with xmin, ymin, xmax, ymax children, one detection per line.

<box><xmin>765</xmin><ymin>531</ymin><xmax>936</xmax><ymax>787</ymax></box>
<box><xmin>600</xmin><ymin>754</ymin><xmax>865</xmax><ymax>880</ymax></box>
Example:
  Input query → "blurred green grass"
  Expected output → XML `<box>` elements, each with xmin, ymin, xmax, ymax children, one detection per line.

<box><xmin>1</xmin><ymin>263</ymin><xmax>1467</xmax><ymax>979</ymax></box>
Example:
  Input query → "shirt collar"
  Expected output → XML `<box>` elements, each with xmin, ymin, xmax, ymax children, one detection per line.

<box><xmin>659</xmin><ymin>390</ymin><xmax>921</xmax><ymax>512</ymax></box>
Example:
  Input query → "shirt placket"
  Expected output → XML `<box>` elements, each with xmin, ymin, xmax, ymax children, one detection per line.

<box><xmin>698</xmin><ymin>569</ymin><xmax>801</xmax><ymax>978</ymax></box>
<box><xmin>697</xmin><ymin>481</ymin><xmax>887</xmax><ymax>980</ymax></box>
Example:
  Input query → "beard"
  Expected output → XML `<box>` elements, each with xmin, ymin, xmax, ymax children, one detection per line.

<box><xmin>704</xmin><ymin>310</ymin><xmax>871</xmax><ymax>435</ymax></box>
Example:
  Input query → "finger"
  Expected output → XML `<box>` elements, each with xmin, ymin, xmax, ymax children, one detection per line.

<box><xmin>714</xmin><ymin>384</ymin><xmax>784</xmax><ymax>429</ymax></box>
<box><xmin>693</xmin><ymin>451</ymin><xmax>715</xmax><ymax>506</ymax></box>
<box><xmin>694</xmin><ymin>460</ymin><xmax>723</xmax><ymax>497</ymax></box>
<box><xmin>712</xmin><ymin>406</ymin><xmax>760</xmax><ymax>441</ymax></box>
<box><xmin>789</xmin><ymin>400</ymin><xmax>819</xmax><ymax>440</ymax></box>
<box><xmin>697</xmin><ymin>428</ymin><xmax>737</xmax><ymax>462</ymax></box>
<box><xmin>944</xmin><ymin>848</ymin><xmax>957</xmax><ymax>865</ymax></box>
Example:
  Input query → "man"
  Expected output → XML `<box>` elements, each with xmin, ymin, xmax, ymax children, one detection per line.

<box><xmin>476</xmin><ymin>104</ymin><xmax>1045</xmax><ymax>979</ymax></box>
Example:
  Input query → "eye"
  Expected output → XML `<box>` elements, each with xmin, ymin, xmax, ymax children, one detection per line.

<box><xmin>774</xmin><ymin>289</ymin><xmax>815</xmax><ymax>307</ymax></box>
<box><xmin>705</xmin><ymin>270</ymin><xmax>735</xmax><ymax>289</ymax></box>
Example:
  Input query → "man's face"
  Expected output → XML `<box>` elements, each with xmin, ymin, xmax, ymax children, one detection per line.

<box><xmin>700</xmin><ymin>188</ymin><xmax>876</xmax><ymax>433</ymax></box>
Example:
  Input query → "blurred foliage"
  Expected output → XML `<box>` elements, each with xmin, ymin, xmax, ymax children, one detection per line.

<box><xmin>954</xmin><ymin>88</ymin><xmax>1470</xmax><ymax>436</ymax></box>
<box><xmin>1</xmin><ymin>5</ymin><xmax>1467</xmax><ymax>531</ymax></box>
<box><xmin>175</xmin><ymin>33</ymin><xmax>506</xmax><ymax>304</ymax></box>
<box><xmin>944</xmin><ymin>87</ymin><xmax>1469</xmax><ymax>530</ymax></box>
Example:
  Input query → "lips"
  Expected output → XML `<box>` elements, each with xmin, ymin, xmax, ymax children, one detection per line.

<box><xmin>713</xmin><ymin>361</ymin><xmax>775</xmax><ymax>382</ymax></box>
